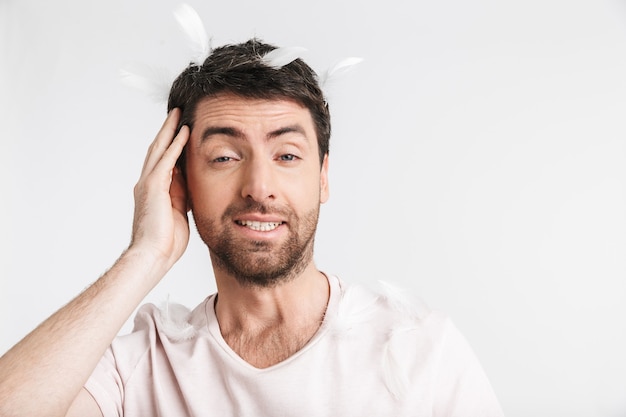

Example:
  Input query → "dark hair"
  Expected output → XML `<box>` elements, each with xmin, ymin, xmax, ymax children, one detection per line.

<box><xmin>167</xmin><ymin>38</ymin><xmax>331</xmax><ymax>167</ymax></box>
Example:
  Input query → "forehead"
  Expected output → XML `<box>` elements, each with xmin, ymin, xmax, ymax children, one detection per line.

<box><xmin>192</xmin><ymin>94</ymin><xmax>315</xmax><ymax>135</ymax></box>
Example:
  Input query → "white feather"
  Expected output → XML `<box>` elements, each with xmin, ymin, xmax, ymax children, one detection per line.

<box><xmin>378</xmin><ymin>280</ymin><xmax>430</xmax><ymax>320</ymax></box>
<box><xmin>319</xmin><ymin>56</ymin><xmax>364</xmax><ymax>87</ymax></box>
<box><xmin>173</xmin><ymin>3</ymin><xmax>211</xmax><ymax>66</ymax></box>
<box><xmin>317</xmin><ymin>57</ymin><xmax>363</xmax><ymax>104</ymax></box>
<box><xmin>382</xmin><ymin>329</ymin><xmax>411</xmax><ymax>400</ymax></box>
<box><xmin>119</xmin><ymin>63</ymin><xmax>174</xmax><ymax>103</ymax></box>
<box><xmin>260</xmin><ymin>46</ymin><xmax>307</xmax><ymax>69</ymax></box>
<box><xmin>157</xmin><ymin>298</ymin><xmax>197</xmax><ymax>342</ymax></box>
<box><xmin>331</xmin><ymin>284</ymin><xmax>379</xmax><ymax>335</ymax></box>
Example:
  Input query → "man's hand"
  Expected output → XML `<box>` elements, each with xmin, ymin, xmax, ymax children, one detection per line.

<box><xmin>130</xmin><ymin>109</ymin><xmax>191</xmax><ymax>271</ymax></box>
<box><xmin>0</xmin><ymin>110</ymin><xmax>192</xmax><ymax>417</ymax></box>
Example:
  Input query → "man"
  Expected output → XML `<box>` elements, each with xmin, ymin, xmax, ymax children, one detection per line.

<box><xmin>0</xmin><ymin>39</ymin><xmax>504</xmax><ymax>416</ymax></box>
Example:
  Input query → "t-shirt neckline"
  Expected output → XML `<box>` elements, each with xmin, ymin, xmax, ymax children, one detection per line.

<box><xmin>204</xmin><ymin>273</ymin><xmax>341</xmax><ymax>373</ymax></box>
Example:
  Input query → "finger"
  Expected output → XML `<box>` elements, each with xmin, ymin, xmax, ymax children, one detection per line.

<box><xmin>152</xmin><ymin>125</ymin><xmax>190</xmax><ymax>180</ymax></box>
<box><xmin>142</xmin><ymin>108</ymin><xmax>181</xmax><ymax>174</ymax></box>
<box><xmin>141</xmin><ymin>108</ymin><xmax>182</xmax><ymax>175</ymax></box>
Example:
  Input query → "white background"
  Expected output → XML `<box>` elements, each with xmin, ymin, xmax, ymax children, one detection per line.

<box><xmin>2</xmin><ymin>1</ymin><xmax>626</xmax><ymax>416</ymax></box>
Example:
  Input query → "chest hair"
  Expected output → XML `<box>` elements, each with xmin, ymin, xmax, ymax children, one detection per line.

<box><xmin>223</xmin><ymin>322</ymin><xmax>322</xmax><ymax>368</ymax></box>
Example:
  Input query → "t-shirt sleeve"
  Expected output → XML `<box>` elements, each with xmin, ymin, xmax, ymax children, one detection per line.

<box><xmin>84</xmin><ymin>347</ymin><xmax>124</xmax><ymax>417</ymax></box>
<box><xmin>432</xmin><ymin>319</ymin><xmax>504</xmax><ymax>417</ymax></box>
<box><xmin>82</xmin><ymin>304</ymin><xmax>164</xmax><ymax>417</ymax></box>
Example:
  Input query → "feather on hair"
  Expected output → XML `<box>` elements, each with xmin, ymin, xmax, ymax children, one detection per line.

<box><xmin>119</xmin><ymin>63</ymin><xmax>174</xmax><ymax>103</ymax></box>
<box><xmin>260</xmin><ymin>46</ymin><xmax>307</xmax><ymax>69</ymax></box>
<box><xmin>319</xmin><ymin>57</ymin><xmax>363</xmax><ymax>87</ymax></box>
<box><xmin>173</xmin><ymin>3</ymin><xmax>211</xmax><ymax>67</ymax></box>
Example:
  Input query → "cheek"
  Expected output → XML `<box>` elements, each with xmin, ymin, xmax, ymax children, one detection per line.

<box><xmin>186</xmin><ymin>173</ymin><xmax>225</xmax><ymax>214</ymax></box>
<box><xmin>186</xmin><ymin>154</ymin><xmax>219</xmax><ymax>192</ymax></box>
<box><xmin>287</xmin><ymin>174</ymin><xmax>324</xmax><ymax>207</ymax></box>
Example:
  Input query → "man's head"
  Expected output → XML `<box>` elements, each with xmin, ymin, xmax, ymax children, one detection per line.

<box><xmin>168</xmin><ymin>39</ymin><xmax>331</xmax><ymax>288</ymax></box>
<box><xmin>167</xmin><ymin>38</ymin><xmax>331</xmax><ymax>168</ymax></box>
<box><xmin>184</xmin><ymin>95</ymin><xmax>329</xmax><ymax>287</ymax></box>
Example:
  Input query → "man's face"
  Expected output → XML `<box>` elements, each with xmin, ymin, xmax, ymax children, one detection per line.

<box><xmin>185</xmin><ymin>94</ymin><xmax>329</xmax><ymax>287</ymax></box>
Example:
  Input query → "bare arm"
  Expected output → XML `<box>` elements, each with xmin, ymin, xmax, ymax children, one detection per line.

<box><xmin>0</xmin><ymin>110</ymin><xmax>190</xmax><ymax>417</ymax></box>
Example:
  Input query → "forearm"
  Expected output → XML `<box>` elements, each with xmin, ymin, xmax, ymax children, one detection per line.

<box><xmin>0</xmin><ymin>247</ymin><xmax>169</xmax><ymax>417</ymax></box>
<box><xmin>0</xmin><ymin>109</ymin><xmax>189</xmax><ymax>417</ymax></box>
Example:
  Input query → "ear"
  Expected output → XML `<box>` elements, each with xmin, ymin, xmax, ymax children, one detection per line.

<box><xmin>320</xmin><ymin>154</ymin><xmax>330</xmax><ymax>204</ymax></box>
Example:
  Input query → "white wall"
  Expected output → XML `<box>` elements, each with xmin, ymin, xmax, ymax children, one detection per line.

<box><xmin>2</xmin><ymin>1</ymin><xmax>626</xmax><ymax>416</ymax></box>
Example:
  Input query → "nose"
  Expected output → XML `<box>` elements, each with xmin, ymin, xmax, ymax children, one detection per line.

<box><xmin>240</xmin><ymin>156</ymin><xmax>276</xmax><ymax>202</ymax></box>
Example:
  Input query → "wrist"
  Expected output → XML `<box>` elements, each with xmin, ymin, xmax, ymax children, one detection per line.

<box><xmin>121</xmin><ymin>244</ymin><xmax>173</xmax><ymax>282</ymax></box>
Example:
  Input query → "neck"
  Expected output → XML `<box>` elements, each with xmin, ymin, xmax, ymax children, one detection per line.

<box><xmin>211</xmin><ymin>261</ymin><xmax>330</xmax><ymax>368</ymax></box>
<box><xmin>214</xmin><ymin>261</ymin><xmax>329</xmax><ymax>330</ymax></box>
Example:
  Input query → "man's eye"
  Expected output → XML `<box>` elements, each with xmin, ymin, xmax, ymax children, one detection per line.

<box><xmin>213</xmin><ymin>156</ymin><xmax>233</xmax><ymax>163</ymax></box>
<box><xmin>279</xmin><ymin>154</ymin><xmax>297</xmax><ymax>161</ymax></box>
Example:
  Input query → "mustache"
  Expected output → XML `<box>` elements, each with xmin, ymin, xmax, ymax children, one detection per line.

<box><xmin>222</xmin><ymin>200</ymin><xmax>292</xmax><ymax>220</ymax></box>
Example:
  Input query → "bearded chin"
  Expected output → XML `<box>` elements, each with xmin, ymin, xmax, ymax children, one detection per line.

<box><xmin>193</xmin><ymin>207</ymin><xmax>320</xmax><ymax>288</ymax></box>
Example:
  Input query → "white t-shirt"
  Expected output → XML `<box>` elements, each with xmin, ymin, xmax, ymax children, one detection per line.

<box><xmin>85</xmin><ymin>275</ymin><xmax>504</xmax><ymax>416</ymax></box>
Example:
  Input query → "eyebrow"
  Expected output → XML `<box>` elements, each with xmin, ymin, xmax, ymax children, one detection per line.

<box><xmin>200</xmin><ymin>126</ymin><xmax>242</xmax><ymax>143</ymax></box>
<box><xmin>200</xmin><ymin>124</ymin><xmax>308</xmax><ymax>144</ymax></box>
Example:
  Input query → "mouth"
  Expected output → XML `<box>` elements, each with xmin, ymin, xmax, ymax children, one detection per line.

<box><xmin>235</xmin><ymin>220</ymin><xmax>284</xmax><ymax>232</ymax></box>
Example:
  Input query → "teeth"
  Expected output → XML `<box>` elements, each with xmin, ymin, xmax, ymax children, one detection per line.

<box><xmin>237</xmin><ymin>220</ymin><xmax>282</xmax><ymax>231</ymax></box>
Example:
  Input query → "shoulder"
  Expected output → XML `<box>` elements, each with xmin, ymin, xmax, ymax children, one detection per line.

<box><xmin>326</xmin><ymin>276</ymin><xmax>461</xmax><ymax>359</ymax></box>
<box><xmin>330</xmin><ymin>276</ymin><xmax>450</xmax><ymax>333</ymax></box>
<box><xmin>134</xmin><ymin>299</ymin><xmax>209</xmax><ymax>340</ymax></box>
<box><xmin>326</xmin><ymin>277</ymin><xmax>471</xmax><ymax>400</ymax></box>
<box><xmin>110</xmin><ymin>296</ymin><xmax>212</xmax><ymax>354</ymax></box>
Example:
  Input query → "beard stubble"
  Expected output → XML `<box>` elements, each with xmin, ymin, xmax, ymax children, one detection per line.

<box><xmin>192</xmin><ymin>200</ymin><xmax>320</xmax><ymax>288</ymax></box>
